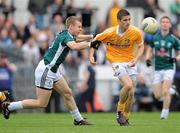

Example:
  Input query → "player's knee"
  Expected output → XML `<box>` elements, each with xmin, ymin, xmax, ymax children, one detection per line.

<box><xmin>153</xmin><ymin>92</ymin><xmax>161</xmax><ymax>99</ymax></box>
<box><xmin>124</xmin><ymin>83</ymin><xmax>133</xmax><ymax>91</ymax></box>
<box><xmin>39</xmin><ymin>101</ymin><xmax>49</xmax><ymax>108</ymax></box>
<box><xmin>162</xmin><ymin>89</ymin><xmax>169</xmax><ymax>96</ymax></box>
<box><xmin>63</xmin><ymin>88</ymin><xmax>73</xmax><ymax>99</ymax></box>
<box><xmin>129</xmin><ymin>90</ymin><xmax>134</xmax><ymax>98</ymax></box>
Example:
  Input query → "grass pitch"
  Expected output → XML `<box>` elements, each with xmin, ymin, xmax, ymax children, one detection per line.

<box><xmin>0</xmin><ymin>112</ymin><xmax>180</xmax><ymax>133</ymax></box>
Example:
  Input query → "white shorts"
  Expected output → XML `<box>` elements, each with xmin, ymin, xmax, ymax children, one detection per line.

<box><xmin>153</xmin><ymin>69</ymin><xmax>175</xmax><ymax>84</ymax></box>
<box><xmin>112</xmin><ymin>62</ymin><xmax>137</xmax><ymax>81</ymax></box>
<box><xmin>35</xmin><ymin>60</ymin><xmax>62</xmax><ymax>90</ymax></box>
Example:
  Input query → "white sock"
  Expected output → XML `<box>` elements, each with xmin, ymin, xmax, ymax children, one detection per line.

<box><xmin>70</xmin><ymin>108</ymin><xmax>83</xmax><ymax>121</ymax></box>
<box><xmin>169</xmin><ymin>88</ymin><xmax>175</xmax><ymax>95</ymax></box>
<box><xmin>8</xmin><ymin>101</ymin><xmax>23</xmax><ymax>111</ymax></box>
<box><xmin>161</xmin><ymin>108</ymin><xmax>169</xmax><ymax>118</ymax></box>
<box><xmin>162</xmin><ymin>108</ymin><xmax>169</xmax><ymax>113</ymax></box>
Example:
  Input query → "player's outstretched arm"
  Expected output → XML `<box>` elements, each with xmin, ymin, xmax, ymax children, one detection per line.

<box><xmin>145</xmin><ymin>45</ymin><xmax>153</xmax><ymax>66</ymax></box>
<box><xmin>128</xmin><ymin>43</ymin><xmax>144</xmax><ymax>67</ymax></box>
<box><xmin>76</xmin><ymin>34</ymin><xmax>94</xmax><ymax>42</ymax></box>
<box><xmin>135</xmin><ymin>42</ymin><xmax>144</xmax><ymax>61</ymax></box>
<box><xmin>67</xmin><ymin>40</ymin><xmax>101</xmax><ymax>51</ymax></box>
<box><xmin>67</xmin><ymin>41</ymin><xmax>91</xmax><ymax>50</ymax></box>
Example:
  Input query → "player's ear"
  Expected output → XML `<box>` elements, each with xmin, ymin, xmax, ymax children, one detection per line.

<box><xmin>69</xmin><ymin>25</ymin><xmax>72</xmax><ymax>30</ymax></box>
<box><xmin>69</xmin><ymin>24</ymin><xmax>73</xmax><ymax>30</ymax></box>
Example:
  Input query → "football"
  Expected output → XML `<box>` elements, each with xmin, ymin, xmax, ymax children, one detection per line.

<box><xmin>142</xmin><ymin>17</ymin><xmax>158</xmax><ymax>34</ymax></box>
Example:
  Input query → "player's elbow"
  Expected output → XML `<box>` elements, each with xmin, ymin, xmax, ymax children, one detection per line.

<box><xmin>70</xmin><ymin>45</ymin><xmax>79</xmax><ymax>50</ymax></box>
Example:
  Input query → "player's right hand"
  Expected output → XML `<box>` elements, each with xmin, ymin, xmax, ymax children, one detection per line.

<box><xmin>146</xmin><ymin>59</ymin><xmax>152</xmax><ymax>67</ymax></box>
<box><xmin>90</xmin><ymin>40</ymin><xmax>101</xmax><ymax>50</ymax></box>
<box><xmin>167</xmin><ymin>57</ymin><xmax>177</xmax><ymax>64</ymax></box>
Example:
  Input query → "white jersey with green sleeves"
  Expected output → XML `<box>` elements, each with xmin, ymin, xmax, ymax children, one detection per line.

<box><xmin>150</xmin><ymin>32</ymin><xmax>180</xmax><ymax>71</ymax></box>
<box><xmin>44</xmin><ymin>30</ymin><xmax>75</xmax><ymax>73</ymax></box>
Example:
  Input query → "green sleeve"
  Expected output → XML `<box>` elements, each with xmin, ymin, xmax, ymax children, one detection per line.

<box><xmin>64</xmin><ymin>34</ymin><xmax>75</xmax><ymax>45</ymax></box>
<box><xmin>173</xmin><ymin>36</ymin><xmax>180</xmax><ymax>50</ymax></box>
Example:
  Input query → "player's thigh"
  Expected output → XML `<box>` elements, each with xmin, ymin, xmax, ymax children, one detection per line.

<box><xmin>153</xmin><ymin>83</ymin><xmax>162</xmax><ymax>98</ymax></box>
<box><xmin>53</xmin><ymin>77</ymin><xmax>72</xmax><ymax>97</ymax></box>
<box><xmin>153</xmin><ymin>71</ymin><xmax>163</xmax><ymax>85</ymax></box>
<box><xmin>163</xmin><ymin>69</ymin><xmax>175</xmax><ymax>81</ymax></box>
<box><xmin>35</xmin><ymin>60</ymin><xmax>54</xmax><ymax>89</ymax></box>
<box><xmin>162</xmin><ymin>69</ymin><xmax>174</xmax><ymax>92</ymax></box>
<box><xmin>112</xmin><ymin>62</ymin><xmax>137</xmax><ymax>77</ymax></box>
<box><xmin>36</xmin><ymin>87</ymin><xmax>52</xmax><ymax>105</ymax></box>
<box><xmin>118</xmin><ymin>74</ymin><xmax>134</xmax><ymax>90</ymax></box>
<box><xmin>162</xmin><ymin>80</ymin><xmax>172</xmax><ymax>92</ymax></box>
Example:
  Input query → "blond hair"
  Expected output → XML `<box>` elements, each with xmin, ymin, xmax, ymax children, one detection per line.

<box><xmin>65</xmin><ymin>16</ymin><xmax>82</xmax><ymax>28</ymax></box>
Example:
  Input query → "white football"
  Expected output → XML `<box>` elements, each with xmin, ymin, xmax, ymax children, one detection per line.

<box><xmin>142</xmin><ymin>17</ymin><xmax>158</xmax><ymax>34</ymax></box>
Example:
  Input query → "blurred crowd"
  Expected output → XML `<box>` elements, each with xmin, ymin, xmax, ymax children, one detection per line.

<box><xmin>0</xmin><ymin>0</ymin><xmax>180</xmax><ymax>113</ymax></box>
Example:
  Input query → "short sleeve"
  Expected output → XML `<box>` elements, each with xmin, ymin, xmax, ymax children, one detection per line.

<box><xmin>173</xmin><ymin>36</ymin><xmax>180</xmax><ymax>51</ymax></box>
<box><xmin>135</xmin><ymin>30</ymin><xmax>144</xmax><ymax>45</ymax></box>
<box><xmin>64</xmin><ymin>34</ymin><xmax>75</xmax><ymax>45</ymax></box>
<box><xmin>95</xmin><ymin>27</ymin><xmax>114</xmax><ymax>43</ymax></box>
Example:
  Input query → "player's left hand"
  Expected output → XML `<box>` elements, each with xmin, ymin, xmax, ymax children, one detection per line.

<box><xmin>167</xmin><ymin>57</ymin><xmax>177</xmax><ymax>64</ymax></box>
<box><xmin>128</xmin><ymin>59</ymin><xmax>137</xmax><ymax>67</ymax></box>
<box><xmin>146</xmin><ymin>59</ymin><xmax>152</xmax><ymax>67</ymax></box>
<box><xmin>89</xmin><ymin>56</ymin><xmax>97</xmax><ymax>65</ymax></box>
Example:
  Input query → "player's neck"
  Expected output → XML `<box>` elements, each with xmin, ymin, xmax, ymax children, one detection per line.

<box><xmin>117</xmin><ymin>26</ymin><xmax>128</xmax><ymax>35</ymax></box>
<box><xmin>161</xmin><ymin>30</ymin><xmax>169</xmax><ymax>36</ymax></box>
<box><xmin>119</xmin><ymin>27</ymin><xmax>127</xmax><ymax>33</ymax></box>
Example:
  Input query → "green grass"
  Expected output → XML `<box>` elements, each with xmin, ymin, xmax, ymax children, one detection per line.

<box><xmin>1</xmin><ymin>112</ymin><xmax>180</xmax><ymax>133</ymax></box>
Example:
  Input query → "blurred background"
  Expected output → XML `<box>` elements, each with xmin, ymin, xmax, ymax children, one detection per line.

<box><xmin>0</xmin><ymin>0</ymin><xmax>179</xmax><ymax>113</ymax></box>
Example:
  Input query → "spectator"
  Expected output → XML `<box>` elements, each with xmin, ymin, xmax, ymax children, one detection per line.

<box><xmin>105</xmin><ymin>0</ymin><xmax>121</xmax><ymax>27</ymax></box>
<box><xmin>26</xmin><ymin>15</ymin><xmax>38</xmax><ymax>35</ymax></box>
<box><xmin>0</xmin><ymin>15</ymin><xmax>5</xmax><ymax>29</ymax></box>
<box><xmin>0</xmin><ymin>28</ymin><xmax>12</xmax><ymax>50</ymax></box>
<box><xmin>66</xmin><ymin>0</ymin><xmax>77</xmax><ymax>18</ymax></box>
<box><xmin>9</xmin><ymin>28</ymin><xmax>18</xmax><ymax>44</ymax></box>
<box><xmin>36</xmin><ymin>31</ymin><xmax>49</xmax><ymax>59</ymax></box>
<box><xmin>50</xmin><ymin>13</ymin><xmax>65</xmax><ymax>36</ymax></box>
<box><xmin>94</xmin><ymin>22</ymin><xmax>107</xmax><ymax>64</ymax></box>
<box><xmin>47</xmin><ymin>0</ymin><xmax>66</xmax><ymax>23</ymax></box>
<box><xmin>81</xmin><ymin>2</ymin><xmax>94</xmax><ymax>33</ymax></box>
<box><xmin>144</xmin><ymin>0</ymin><xmax>164</xmax><ymax>18</ymax></box>
<box><xmin>17</xmin><ymin>23</ymin><xmax>31</xmax><ymax>44</ymax></box>
<box><xmin>5</xmin><ymin>39</ymin><xmax>24</xmax><ymax>64</ymax></box>
<box><xmin>28</xmin><ymin>0</ymin><xmax>48</xmax><ymax>30</ymax></box>
<box><xmin>135</xmin><ymin>74</ymin><xmax>153</xmax><ymax>112</ymax></box>
<box><xmin>0</xmin><ymin>0</ymin><xmax>15</xmax><ymax>20</ymax></box>
<box><xmin>3</xmin><ymin>17</ymin><xmax>16</xmax><ymax>31</ymax></box>
<box><xmin>0</xmin><ymin>54</ymin><xmax>17</xmax><ymax>102</ymax></box>
<box><xmin>21</xmin><ymin>36</ymin><xmax>40</xmax><ymax>66</ymax></box>
<box><xmin>76</xmin><ymin>50</ymin><xmax>96</xmax><ymax>112</ymax></box>
<box><xmin>170</xmin><ymin>0</ymin><xmax>180</xmax><ymax>25</ymax></box>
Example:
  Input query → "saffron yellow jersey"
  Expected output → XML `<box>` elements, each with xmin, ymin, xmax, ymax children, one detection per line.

<box><xmin>95</xmin><ymin>25</ymin><xmax>143</xmax><ymax>63</ymax></box>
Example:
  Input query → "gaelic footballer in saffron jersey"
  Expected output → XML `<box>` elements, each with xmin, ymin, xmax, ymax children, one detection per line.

<box><xmin>89</xmin><ymin>9</ymin><xmax>144</xmax><ymax>126</ymax></box>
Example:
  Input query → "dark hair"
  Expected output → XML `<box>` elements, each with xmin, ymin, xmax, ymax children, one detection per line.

<box><xmin>117</xmin><ymin>9</ymin><xmax>130</xmax><ymax>20</ymax></box>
